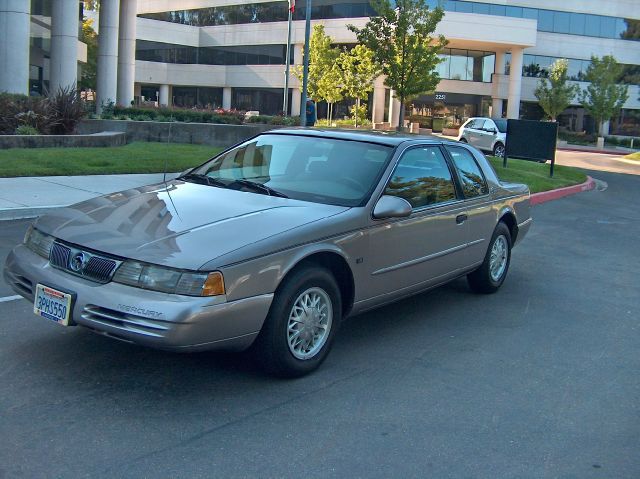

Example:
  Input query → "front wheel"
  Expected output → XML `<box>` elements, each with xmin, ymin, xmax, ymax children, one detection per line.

<box><xmin>458</xmin><ymin>137</ymin><xmax>468</xmax><ymax>143</ymax></box>
<box><xmin>467</xmin><ymin>222</ymin><xmax>512</xmax><ymax>294</ymax></box>
<box><xmin>253</xmin><ymin>266</ymin><xmax>342</xmax><ymax>378</ymax></box>
<box><xmin>493</xmin><ymin>142</ymin><xmax>505</xmax><ymax>158</ymax></box>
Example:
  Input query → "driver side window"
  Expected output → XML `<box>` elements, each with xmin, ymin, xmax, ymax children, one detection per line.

<box><xmin>384</xmin><ymin>146</ymin><xmax>457</xmax><ymax>208</ymax></box>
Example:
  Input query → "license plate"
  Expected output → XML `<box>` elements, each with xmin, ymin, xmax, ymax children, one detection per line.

<box><xmin>34</xmin><ymin>284</ymin><xmax>73</xmax><ymax>326</ymax></box>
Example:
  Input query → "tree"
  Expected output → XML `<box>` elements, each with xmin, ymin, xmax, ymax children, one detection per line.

<box><xmin>294</xmin><ymin>24</ymin><xmax>341</xmax><ymax>114</ymax></box>
<box><xmin>79</xmin><ymin>17</ymin><xmax>98</xmax><ymax>91</ymax></box>
<box><xmin>348</xmin><ymin>0</ymin><xmax>447</xmax><ymax>130</ymax></box>
<box><xmin>83</xmin><ymin>0</ymin><xmax>99</xmax><ymax>10</ymax></box>
<box><xmin>580</xmin><ymin>55</ymin><xmax>629</xmax><ymax>136</ymax></box>
<box><xmin>534</xmin><ymin>59</ymin><xmax>579</xmax><ymax>122</ymax></box>
<box><xmin>316</xmin><ymin>64</ymin><xmax>344</xmax><ymax>124</ymax></box>
<box><xmin>338</xmin><ymin>45</ymin><xmax>380</xmax><ymax>127</ymax></box>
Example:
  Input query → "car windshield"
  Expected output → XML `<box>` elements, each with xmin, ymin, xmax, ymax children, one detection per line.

<box><xmin>187</xmin><ymin>134</ymin><xmax>393</xmax><ymax>206</ymax></box>
<box><xmin>493</xmin><ymin>119</ymin><xmax>507</xmax><ymax>133</ymax></box>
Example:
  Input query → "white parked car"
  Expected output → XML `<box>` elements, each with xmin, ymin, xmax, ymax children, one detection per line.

<box><xmin>457</xmin><ymin>117</ymin><xmax>507</xmax><ymax>158</ymax></box>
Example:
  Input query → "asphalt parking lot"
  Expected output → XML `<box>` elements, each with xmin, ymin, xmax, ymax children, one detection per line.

<box><xmin>1</xmin><ymin>168</ymin><xmax>638</xmax><ymax>478</ymax></box>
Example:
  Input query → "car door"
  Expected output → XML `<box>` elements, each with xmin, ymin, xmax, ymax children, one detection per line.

<box><xmin>364</xmin><ymin>145</ymin><xmax>469</xmax><ymax>303</ymax></box>
<box><xmin>477</xmin><ymin>119</ymin><xmax>498</xmax><ymax>151</ymax></box>
<box><xmin>464</xmin><ymin>118</ymin><xmax>481</xmax><ymax>147</ymax></box>
<box><xmin>444</xmin><ymin>144</ymin><xmax>495</xmax><ymax>266</ymax></box>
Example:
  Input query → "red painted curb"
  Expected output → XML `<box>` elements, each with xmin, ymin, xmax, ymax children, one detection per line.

<box><xmin>557</xmin><ymin>147</ymin><xmax>628</xmax><ymax>156</ymax></box>
<box><xmin>530</xmin><ymin>176</ymin><xmax>596</xmax><ymax>206</ymax></box>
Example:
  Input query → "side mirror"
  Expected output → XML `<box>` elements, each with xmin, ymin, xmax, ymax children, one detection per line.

<box><xmin>373</xmin><ymin>195</ymin><xmax>413</xmax><ymax>220</ymax></box>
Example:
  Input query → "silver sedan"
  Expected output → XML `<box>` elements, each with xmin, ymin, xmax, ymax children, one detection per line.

<box><xmin>4</xmin><ymin>129</ymin><xmax>531</xmax><ymax>377</ymax></box>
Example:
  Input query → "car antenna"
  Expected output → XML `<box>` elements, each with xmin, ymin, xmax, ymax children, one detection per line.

<box><xmin>164</xmin><ymin>109</ymin><xmax>173</xmax><ymax>184</ymax></box>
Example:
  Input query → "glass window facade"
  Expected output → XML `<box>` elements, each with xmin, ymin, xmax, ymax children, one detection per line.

<box><xmin>136</xmin><ymin>41</ymin><xmax>292</xmax><ymax>66</ymax></box>
<box><xmin>427</xmin><ymin>1</ymin><xmax>637</xmax><ymax>41</ymax></box>
<box><xmin>437</xmin><ymin>48</ymin><xmax>495</xmax><ymax>82</ymax></box>
<box><xmin>139</xmin><ymin>1</ymin><xmax>378</xmax><ymax>26</ymax></box>
<box><xmin>173</xmin><ymin>87</ymin><xmax>223</xmax><ymax>108</ymax></box>
<box><xmin>140</xmin><ymin>2</ymin><xmax>638</xmax><ymax>42</ymax></box>
<box><xmin>505</xmin><ymin>53</ymin><xmax>639</xmax><ymax>85</ymax></box>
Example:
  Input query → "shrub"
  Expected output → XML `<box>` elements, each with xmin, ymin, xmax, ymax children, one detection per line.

<box><xmin>407</xmin><ymin>115</ymin><xmax>433</xmax><ymax>129</ymax></box>
<box><xmin>0</xmin><ymin>93</ymin><xmax>53</xmax><ymax>134</ymax></box>
<box><xmin>246</xmin><ymin>115</ymin><xmax>300</xmax><ymax>126</ymax></box>
<box><xmin>15</xmin><ymin>125</ymin><xmax>40</xmax><ymax>135</ymax></box>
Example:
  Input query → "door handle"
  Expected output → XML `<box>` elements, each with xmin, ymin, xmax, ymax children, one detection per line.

<box><xmin>456</xmin><ymin>214</ymin><xmax>468</xmax><ymax>225</ymax></box>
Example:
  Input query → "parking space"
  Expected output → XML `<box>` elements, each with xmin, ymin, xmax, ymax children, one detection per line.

<box><xmin>0</xmin><ymin>170</ymin><xmax>638</xmax><ymax>478</ymax></box>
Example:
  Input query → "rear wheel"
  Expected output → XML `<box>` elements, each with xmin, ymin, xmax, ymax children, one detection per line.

<box><xmin>493</xmin><ymin>142</ymin><xmax>505</xmax><ymax>158</ymax></box>
<box><xmin>467</xmin><ymin>222</ymin><xmax>512</xmax><ymax>294</ymax></box>
<box><xmin>253</xmin><ymin>266</ymin><xmax>341</xmax><ymax>377</ymax></box>
<box><xmin>459</xmin><ymin>137</ymin><xmax>468</xmax><ymax>143</ymax></box>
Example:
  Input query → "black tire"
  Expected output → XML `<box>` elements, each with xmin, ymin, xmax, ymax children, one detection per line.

<box><xmin>459</xmin><ymin>137</ymin><xmax>468</xmax><ymax>143</ymax></box>
<box><xmin>467</xmin><ymin>222</ymin><xmax>512</xmax><ymax>294</ymax></box>
<box><xmin>493</xmin><ymin>142</ymin><xmax>505</xmax><ymax>158</ymax></box>
<box><xmin>253</xmin><ymin>266</ymin><xmax>342</xmax><ymax>378</ymax></box>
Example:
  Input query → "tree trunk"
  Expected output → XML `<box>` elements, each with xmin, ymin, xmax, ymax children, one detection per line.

<box><xmin>397</xmin><ymin>96</ymin><xmax>406</xmax><ymax>132</ymax></box>
<box><xmin>354</xmin><ymin>98</ymin><xmax>360</xmax><ymax>128</ymax></box>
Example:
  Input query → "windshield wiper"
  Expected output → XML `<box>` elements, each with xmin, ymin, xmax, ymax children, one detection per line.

<box><xmin>231</xmin><ymin>179</ymin><xmax>288</xmax><ymax>198</ymax></box>
<box><xmin>179</xmin><ymin>173</ymin><xmax>228</xmax><ymax>188</ymax></box>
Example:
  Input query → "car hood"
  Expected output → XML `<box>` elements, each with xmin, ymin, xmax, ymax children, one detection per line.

<box><xmin>35</xmin><ymin>180</ymin><xmax>349</xmax><ymax>270</ymax></box>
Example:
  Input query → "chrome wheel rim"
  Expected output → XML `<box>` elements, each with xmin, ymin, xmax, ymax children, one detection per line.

<box><xmin>489</xmin><ymin>235</ymin><xmax>508</xmax><ymax>282</ymax></box>
<box><xmin>494</xmin><ymin>145</ymin><xmax>505</xmax><ymax>157</ymax></box>
<box><xmin>287</xmin><ymin>287</ymin><xmax>333</xmax><ymax>360</ymax></box>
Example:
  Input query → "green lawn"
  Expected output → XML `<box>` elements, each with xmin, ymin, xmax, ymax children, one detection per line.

<box><xmin>488</xmin><ymin>157</ymin><xmax>587</xmax><ymax>194</ymax></box>
<box><xmin>624</xmin><ymin>152</ymin><xmax>640</xmax><ymax>161</ymax></box>
<box><xmin>0</xmin><ymin>142</ymin><xmax>588</xmax><ymax>194</ymax></box>
<box><xmin>0</xmin><ymin>142</ymin><xmax>221</xmax><ymax>177</ymax></box>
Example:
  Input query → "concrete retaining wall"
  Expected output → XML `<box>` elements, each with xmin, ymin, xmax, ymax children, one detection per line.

<box><xmin>0</xmin><ymin>131</ymin><xmax>126</xmax><ymax>149</ymax></box>
<box><xmin>76</xmin><ymin>119</ymin><xmax>276</xmax><ymax>147</ymax></box>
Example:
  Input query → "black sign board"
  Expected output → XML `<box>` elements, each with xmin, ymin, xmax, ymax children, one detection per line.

<box><xmin>505</xmin><ymin>119</ymin><xmax>558</xmax><ymax>177</ymax></box>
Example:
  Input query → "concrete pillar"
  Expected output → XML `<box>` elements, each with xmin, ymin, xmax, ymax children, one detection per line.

<box><xmin>291</xmin><ymin>88</ymin><xmax>301</xmax><ymax>116</ymax></box>
<box><xmin>0</xmin><ymin>1</ymin><xmax>30</xmax><ymax>94</ymax></box>
<box><xmin>495</xmin><ymin>51</ymin><xmax>506</xmax><ymax>75</ymax></box>
<box><xmin>389</xmin><ymin>90</ymin><xmax>401</xmax><ymax>128</ymax></box>
<box><xmin>134</xmin><ymin>82</ymin><xmax>141</xmax><ymax>98</ymax></box>
<box><xmin>222</xmin><ymin>87</ymin><xmax>232</xmax><ymax>110</ymax></box>
<box><xmin>96</xmin><ymin>0</ymin><xmax>120</xmax><ymax>113</ymax></box>
<box><xmin>491</xmin><ymin>99</ymin><xmax>503</xmax><ymax>118</ymax></box>
<box><xmin>507</xmin><ymin>47</ymin><xmax>524</xmax><ymax>119</ymax></box>
<box><xmin>576</xmin><ymin>109</ymin><xmax>585</xmax><ymax>132</ymax></box>
<box><xmin>117</xmin><ymin>0</ymin><xmax>137</xmax><ymax>106</ymax></box>
<box><xmin>159</xmin><ymin>84</ymin><xmax>170</xmax><ymax>107</ymax></box>
<box><xmin>371</xmin><ymin>77</ymin><xmax>386</xmax><ymax>124</ymax></box>
<box><xmin>50</xmin><ymin>0</ymin><xmax>79</xmax><ymax>93</ymax></box>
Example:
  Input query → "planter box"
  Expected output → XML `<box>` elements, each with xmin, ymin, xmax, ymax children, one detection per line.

<box><xmin>0</xmin><ymin>131</ymin><xmax>126</xmax><ymax>150</ymax></box>
<box><xmin>76</xmin><ymin>119</ymin><xmax>275</xmax><ymax>148</ymax></box>
<box><xmin>442</xmin><ymin>127</ymin><xmax>460</xmax><ymax>137</ymax></box>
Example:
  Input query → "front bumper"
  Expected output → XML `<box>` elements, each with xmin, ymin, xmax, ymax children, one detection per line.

<box><xmin>4</xmin><ymin>245</ymin><xmax>273</xmax><ymax>352</ymax></box>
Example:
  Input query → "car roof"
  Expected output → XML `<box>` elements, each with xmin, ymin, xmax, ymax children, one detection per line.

<box><xmin>265</xmin><ymin>127</ymin><xmax>444</xmax><ymax>147</ymax></box>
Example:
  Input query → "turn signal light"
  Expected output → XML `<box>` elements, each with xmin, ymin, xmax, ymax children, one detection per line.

<box><xmin>202</xmin><ymin>271</ymin><xmax>225</xmax><ymax>296</ymax></box>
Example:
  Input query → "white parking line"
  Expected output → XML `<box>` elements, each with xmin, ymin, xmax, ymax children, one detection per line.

<box><xmin>0</xmin><ymin>295</ymin><xmax>22</xmax><ymax>303</ymax></box>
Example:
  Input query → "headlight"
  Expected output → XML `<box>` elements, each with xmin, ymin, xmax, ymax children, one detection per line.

<box><xmin>112</xmin><ymin>260</ymin><xmax>225</xmax><ymax>297</ymax></box>
<box><xmin>24</xmin><ymin>225</ymin><xmax>54</xmax><ymax>259</ymax></box>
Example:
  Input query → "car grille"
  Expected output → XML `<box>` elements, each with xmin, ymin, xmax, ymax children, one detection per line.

<box><xmin>81</xmin><ymin>305</ymin><xmax>169</xmax><ymax>338</ymax></box>
<box><xmin>49</xmin><ymin>242</ymin><xmax>120</xmax><ymax>284</ymax></box>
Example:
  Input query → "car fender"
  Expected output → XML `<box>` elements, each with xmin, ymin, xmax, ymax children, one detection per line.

<box><xmin>217</xmin><ymin>238</ymin><xmax>359</xmax><ymax>304</ymax></box>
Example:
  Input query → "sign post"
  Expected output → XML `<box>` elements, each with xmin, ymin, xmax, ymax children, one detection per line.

<box><xmin>299</xmin><ymin>0</ymin><xmax>312</xmax><ymax>127</ymax></box>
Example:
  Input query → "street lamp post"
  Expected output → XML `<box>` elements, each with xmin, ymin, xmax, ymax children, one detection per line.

<box><xmin>299</xmin><ymin>0</ymin><xmax>312</xmax><ymax>126</ymax></box>
<box><xmin>283</xmin><ymin>1</ymin><xmax>293</xmax><ymax>115</ymax></box>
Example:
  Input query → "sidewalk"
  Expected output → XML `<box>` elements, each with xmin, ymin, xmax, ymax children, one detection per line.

<box><xmin>556</xmin><ymin>143</ymin><xmax>635</xmax><ymax>155</ymax></box>
<box><xmin>0</xmin><ymin>173</ymin><xmax>178</xmax><ymax>221</ymax></box>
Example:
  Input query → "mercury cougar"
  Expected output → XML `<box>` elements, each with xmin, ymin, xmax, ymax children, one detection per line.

<box><xmin>4</xmin><ymin>129</ymin><xmax>532</xmax><ymax>377</ymax></box>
